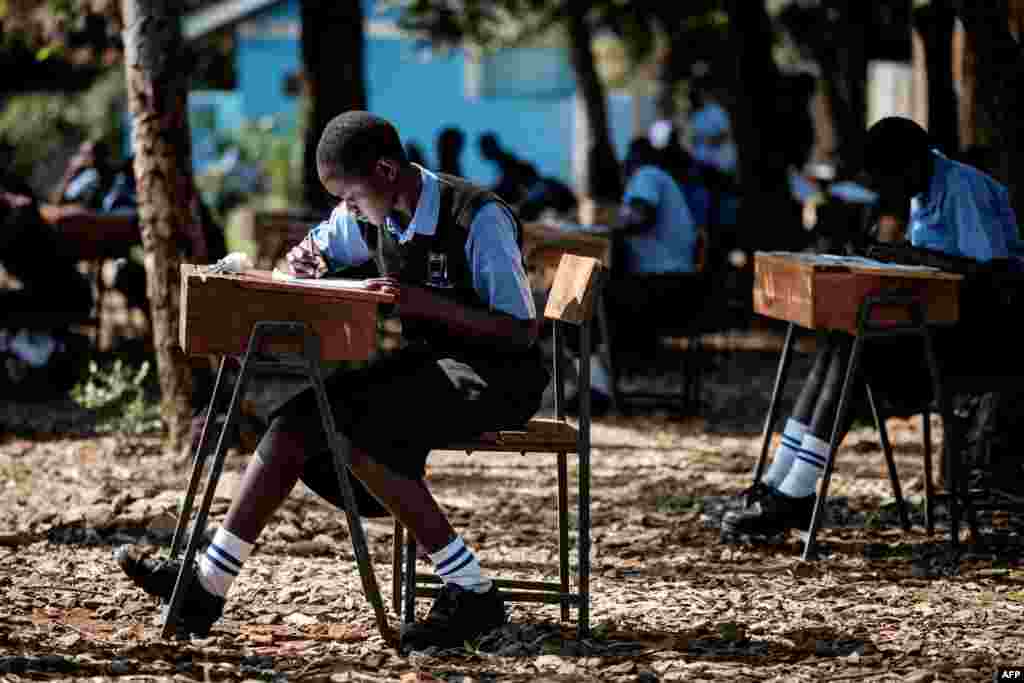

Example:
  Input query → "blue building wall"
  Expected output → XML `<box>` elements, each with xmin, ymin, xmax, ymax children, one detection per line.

<box><xmin>207</xmin><ymin>0</ymin><xmax>642</xmax><ymax>190</ymax></box>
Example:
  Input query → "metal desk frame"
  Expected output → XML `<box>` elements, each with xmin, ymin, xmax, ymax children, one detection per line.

<box><xmin>751</xmin><ymin>292</ymin><xmax>962</xmax><ymax>560</ymax></box>
<box><xmin>163</xmin><ymin>320</ymin><xmax>393</xmax><ymax>642</ymax></box>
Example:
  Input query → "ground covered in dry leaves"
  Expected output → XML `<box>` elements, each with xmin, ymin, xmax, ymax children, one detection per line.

<box><xmin>2</xmin><ymin>346</ymin><xmax>1023</xmax><ymax>682</ymax></box>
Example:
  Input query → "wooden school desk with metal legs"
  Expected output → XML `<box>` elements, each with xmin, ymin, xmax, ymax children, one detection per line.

<box><xmin>748</xmin><ymin>252</ymin><xmax>964</xmax><ymax>560</ymax></box>
<box><xmin>168</xmin><ymin>265</ymin><xmax>397</xmax><ymax>642</ymax></box>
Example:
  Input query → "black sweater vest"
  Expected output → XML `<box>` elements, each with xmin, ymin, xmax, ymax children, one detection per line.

<box><xmin>371</xmin><ymin>173</ymin><xmax>524</xmax><ymax>350</ymax></box>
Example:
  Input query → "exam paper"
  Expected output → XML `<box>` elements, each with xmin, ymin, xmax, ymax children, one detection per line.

<box><xmin>271</xmin><ymin>268</ymin><xmax>373</xmax><ymax>290</ymax></box>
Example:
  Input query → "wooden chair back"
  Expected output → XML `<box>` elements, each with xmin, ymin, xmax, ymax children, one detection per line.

<box><xmin>543</xmin><ymin>254</ymin><xmax>604</xmax><ymax>326</ymax></box>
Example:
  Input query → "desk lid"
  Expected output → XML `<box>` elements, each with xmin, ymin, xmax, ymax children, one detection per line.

<box><xmin>755</xmin><ymin>251</ymin><xmax>964</xmax><ymax>281</ymax></box>
<box><xmin>181</xmin><ymin>264</ymin><xmax>397</xmax><ymax>304</ymax></box>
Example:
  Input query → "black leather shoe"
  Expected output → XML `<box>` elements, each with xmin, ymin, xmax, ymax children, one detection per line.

<box><xmin>114</xmin><ymin>546</ymin><xmax>224</xmax><ymax>637</ymax></box>
<box><xmin>400</xmin><ymin>583</ymin><xmax>506</xmax><ymax>652</ymax></box>
<box><xmin>720</xmin><ymin>488</ymin><xmax>815</xmax><ymax>539</ymax></box>
<box><xmin>736</xmin><ymin>480</ymin><xmax>774</xmax><ymax>509</ymax></box>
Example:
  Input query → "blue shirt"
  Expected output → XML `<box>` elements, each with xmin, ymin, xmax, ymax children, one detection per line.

<box><xmin>621</xmin><ymin>165</ymin><xmax>698</xmax><ymax>274</ymax></box>
<box><xmin>307</xmin><ymin>164</ymin><xmax>536</xmax><ymax>320</ymax></box>
<box><xmin>910</xmin><ymin>151</ymin><xmax>1024</xmax><ymax>263</ymax></box>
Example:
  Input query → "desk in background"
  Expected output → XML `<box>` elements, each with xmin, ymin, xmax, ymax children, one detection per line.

<box><xmin>751</xmin><ymin>251</ymin><xmax>964</xmax><ymax>558</ymax></box>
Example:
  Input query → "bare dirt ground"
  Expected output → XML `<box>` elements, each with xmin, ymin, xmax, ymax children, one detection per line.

<box><xmin>2</xmin><ymin>339</ymin><xmax>1023</xmax><ymax>682</ymax></box>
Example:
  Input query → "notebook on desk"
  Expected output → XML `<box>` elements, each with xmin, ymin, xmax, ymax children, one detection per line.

<box><xmin>271</xmin><ymin>267</ymin><xmax>374</xmax><ymax>291</ymax></box>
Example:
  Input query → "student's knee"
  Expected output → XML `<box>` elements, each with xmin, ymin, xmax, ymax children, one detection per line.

<box><xmin>255</xmin><ymin>411</ymin><xmax>318</xmax><ymax>470</ymax></box>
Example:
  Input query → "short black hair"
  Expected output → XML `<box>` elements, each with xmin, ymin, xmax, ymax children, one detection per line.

<box><xmin>863</xmin><ymin>116</ymin><xmax>932</xmax><ymax>176</ymax></box>
<box><xmin>316</xmin><ymin>110</ymin><xmax>407</xmax><ymax>179</ymax></box>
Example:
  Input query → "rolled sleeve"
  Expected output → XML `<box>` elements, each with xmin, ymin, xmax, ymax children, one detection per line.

<box><xmin>465</xmin><ymin>202</ymin><xmax>536</xmax><ymax>320</ymax></box>
<box><xmin>308</xmin><ymin>203</ymin><xmax>373</xmax><ymax>271</ymax></box>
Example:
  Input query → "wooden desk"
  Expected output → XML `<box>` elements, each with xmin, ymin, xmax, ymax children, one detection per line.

<box><xmin>522</xmin><ymin>222</ymin><xmax>611</xmax><ymax>291</ymax></box>
<box><xmin>170</xmin><ymin>264</ymin><xmax>398</xmax><ymax>643</ymax></box>
<box><xmin>179</xmin><ymin>265</ymin><xmax>393</xmax><ymax>360</ymax></box>
<box><xmin>750</xmin><ymin>252</ymin><xmax>964</xmax><ymax>559</ymax></box>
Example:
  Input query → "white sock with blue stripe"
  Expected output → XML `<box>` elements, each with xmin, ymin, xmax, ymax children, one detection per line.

<box><xmin>197</xmin><ymin>527</ymin><xmax>253</xmax><ymax>597</ymax></box>
<box><xmin>761</xmin><ymin>418</ymin><xmax>808</xmax><ymax>489</ymax></box>
<box><xmin>428</xmin><ymin>536</ymin><xmax>492</xmax><ymax>593</ymax></box>
<box><xmin>777</xmin><ymin>432</ymin><xmax>830</xmax><ymax>499</ymax></box>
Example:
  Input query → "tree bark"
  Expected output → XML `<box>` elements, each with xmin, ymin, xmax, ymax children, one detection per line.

<box><xmin>301</xmin><ymin>1</ymin><xmax>367</xmax><ymax>212</ymax></box>
<box><xmin>723</xmin><ymin>0</ymin><xmax>803</xmax><ymax>254</ymax></box>
<box><xmin>817</xmin><ymin>1</ymin><xmax>869</xmax><ymax>177</ymax></box>
<box><xmin>121</xmin><ymin>0</ymin><xmax>204</xmax><ymax>453</ymax></box>
<box><xmin>954</xmin><ymin>0</ymin><xmax>1024</xmax><ymax>213</ymax></box>
<box><xmin>915</xmin><ymin>0</ymin><xmax>960</xmax><ymax>156</ymax></box>
<box><xmin>565</xmin><ymin>0</ymin><xmax>621</xmax><ymax>202</ymax></box>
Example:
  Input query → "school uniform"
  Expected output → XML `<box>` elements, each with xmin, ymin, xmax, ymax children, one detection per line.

<box><xmin>262</xmin><ymin>165</ymin><xmax>549</xmax><ymax>514</ymax></box>
<box><xmin>861</xmin><ymin>151</ymin><xmax>1024</xmax><ymax>414</ymax></box>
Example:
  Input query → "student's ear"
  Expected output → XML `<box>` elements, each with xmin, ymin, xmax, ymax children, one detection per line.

<box><xmin>376</xmin><ymin>159</ymin><xmax>399</xmax><ymax>183</ymax></box>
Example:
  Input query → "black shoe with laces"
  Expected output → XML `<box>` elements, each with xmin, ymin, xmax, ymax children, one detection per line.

<box><xmin>114</xmin><ymin>546</ymin><xmax>224</xmax><ymax>637</ymax></box>
<box><xmin>400</xmin><ymin>583</ymin><xmax>506</xmax><ymax>652</ymax></box>
<box><xmin>720</xmin><ymin>488</ymin><xmax>815</xmax><ymax>539</ymax></box>
<box><xmin>734</xmin><ymin>480</ymin><xmax>774</xmax><ymax>510</ymax></box>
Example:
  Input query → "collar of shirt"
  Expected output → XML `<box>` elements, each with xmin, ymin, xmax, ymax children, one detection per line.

<box><xmin>384</xmin><ymin>163</ymin><xmax>440</xmax><ymax>244</ymax></box>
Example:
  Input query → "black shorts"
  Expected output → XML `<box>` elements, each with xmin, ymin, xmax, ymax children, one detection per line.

<box><xmin>261</xmin><ymin>343</ymin><xmax>549</xmax><ymax>515</ymax></box>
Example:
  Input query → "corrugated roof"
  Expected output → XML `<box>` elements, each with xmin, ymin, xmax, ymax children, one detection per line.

<box><xmin>183</xmin><ymin>0</ymin><xmax>283</xmax><ymax>40</ymax></box>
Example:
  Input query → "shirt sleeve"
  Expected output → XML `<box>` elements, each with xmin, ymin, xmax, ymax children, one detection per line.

<box><xmin>465</xmin><ymin>202</ymin><xmax>536</xmax><ymax>320</ymax></box>
<box><xmin>623</xmin><ymin>167</ymin><xmax>661</xmax><ymax>207</ymax></box>
<box><xmin>948</xmin><ymin>178</ymin><xmax>1013</xmax><ymax>262</ymax></box>
<box><xmin>307</xmin><ymin>203</ymin><xmax>373</xmax><ymax>271</ymax></box>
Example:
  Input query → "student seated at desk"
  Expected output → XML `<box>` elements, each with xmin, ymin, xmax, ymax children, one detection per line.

<box><xmin>720</xmin><ymin>116</ymin><xmax>1024</xmax><ymax>542</ymax></box>
<box><xmin>116</xmin><ymin>111</ymin><xmax>549</xmax><ymax>651</ymax></box>
<box><xmin>570</xmin><ymin>137</ymin><xmax>702</xmax><ymax>414</ymax></box>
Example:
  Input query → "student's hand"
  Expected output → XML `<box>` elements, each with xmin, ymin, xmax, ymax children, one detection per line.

<box><xmin>364</xmin><ymin>277</ymin><xmax>431</xmax><ymax>315</ymax></box>
<box><xmin>285</xmin><ymin>234</ymin><xmax>328</xmax><ymax>278</ymax></box>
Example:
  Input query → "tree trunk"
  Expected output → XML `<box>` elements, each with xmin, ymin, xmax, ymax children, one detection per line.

<box><xmin>915</xmin><ymin>0</ymin><xmax>960</xmax><ymax>155</ymax></box>
<box><xmin>724</xmin><ymin>0</ymin><xmax>803</xmax><ymax>254</ymax></box>
<box><xmin>955</xmin><ymin>0</ymin><xmax>1024</xmax><ymax>213</ymax></box>
<box><xmin>954</xmin><ymin>20</ymin><xmax>978</xmax><ymax>150</ymax></box>
<box><xmin>818</xmin><ymin>1</ymin><xmax>869</xmax><ymax>177</ymax></box>
<box><xmin>121</xmin><ymin>0</ymin><xmax>204</xmax><ymax>453</ymax></box>
<box><xmin>566</xmin><ymin>0</ymin><xmax>621</xmax><ymax>202</ymax></box>
<box><xmin>301</xmin><ymin>1</ymin><xmax>367</xmax><ymax>212</ymax></box>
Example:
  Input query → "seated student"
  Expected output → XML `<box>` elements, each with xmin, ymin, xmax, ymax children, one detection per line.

<box><xmin>435</xmin><ymin>126</ymin><xmax>465</xmax><ymax>178</ymax></box>
<box><xmin>0</xmin><ymin>188</ymin><xmax>94</xmax><ymax>395</ymax></box>
<box><xmin>115</xmin><ymin>111</ymin><xmax>550</xmax><ymax>651</ymax></box>
<box><xmin>720</xmin><ymin>116</ymin><xmax>1024</xmax><ymax>541</ymax></box>
<box><xmin>478</xmin><ymin>131</ymin><xmax>538</xmax><ymax>206</ymax></box>
<box><xmin>553</xmin><ymin>137</ymin><xmax>701</xmax><ymax>415</ymax></box>
<box><xmin>51</xmin><ymin>138</ymin><xmax>115</xmax><ymax>210</ymax></box>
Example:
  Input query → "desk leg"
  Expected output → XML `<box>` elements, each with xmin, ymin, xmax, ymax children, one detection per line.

<box><xmin>752</xmin><ymin>323</ymin><xmax>796</xmax><ymax>493</ymax></box>
<box><xmin>170</xmin><ymin>355</ymin><xmax>229</xmax><ymax>559</ymax></box>
<box><xmin>802</xmin><ymin>333</ymin><xmax>863</xmax><ymax>561</ymax></box>
<box><xmin>163</xmin><ymin>350</ymin><xmax>252</xmax><ymax>639</ymax></box>
<box><xmin>303</xmin><ymin>332</ymin><xmax>392</xmax><ymax>643</ymax></box>
<box><xmin>865</xmin><ymin>383</ymin><xmax>910</xmax><ymax>531</ymax></box>
<box><xmin>920</xmin><ymin>324</ymin><xmax>959</xmax><ymax>550</ymax></box>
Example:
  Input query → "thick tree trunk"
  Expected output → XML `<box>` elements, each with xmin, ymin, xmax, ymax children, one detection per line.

<box><xmin>724</xmin><ymin>0</ymin><xmax>803</xmax><ymax>254</ymax></box>
<box><xmin>121</xmin><ymin>0</ymin><xmax>204</xmax><ymax>453</ymax></box>
<box><xmin>954</xmin><ymin>21</ymin><xmax>978</xmax><ymax>150</ymax></box>
<box><xmin>818</xmin><ymin>1</ymin><xmax>869</xmax><ymax>177</ymax></box>
<box><xmin>915</xmin><ymin>0</ymin><xmax>960</xmax><ymax>155</ymax></box>
<box><xmin>566</xmin><ymin>0</ymin><xmax>621</xmax><ymax>202</ymax></box>
<box><xmin>301</xmin><ymin>1</ymin><xmax>367</xmax><ymax>212</ymax></box>
<box><xmin>955</xmin><ymin>0</ymin><xmax>1024</xmax><ymax>213</ymax></box>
